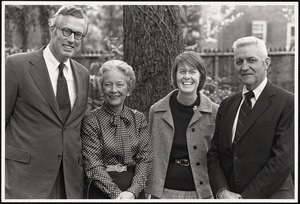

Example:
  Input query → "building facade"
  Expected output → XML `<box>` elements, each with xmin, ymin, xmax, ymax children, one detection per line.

<box><xmin>218</xmin><ymin>5</ymin><xmax>295</xmax><ymax>51</ymax></box>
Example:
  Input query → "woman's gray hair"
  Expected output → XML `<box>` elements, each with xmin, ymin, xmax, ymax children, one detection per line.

<box><xmin>98</xmin><ymin>60</ymin><xmax>136</xmax><ymax>92</ymax></box>
<box><xmin>232</xmin><ymin>36</ymin><xmax>268</xmax><ymax>58</ymax></box>
<box><xmin>48</xmin><ymin>5</ymin><xmax>89</xmax><ymax>36</ymax></box>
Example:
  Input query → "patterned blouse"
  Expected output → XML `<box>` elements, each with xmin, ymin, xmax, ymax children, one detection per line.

<box><xmin>81</xmin><ymin>102</ymin><xmax>153</xmax><ymax>198</ymax></box>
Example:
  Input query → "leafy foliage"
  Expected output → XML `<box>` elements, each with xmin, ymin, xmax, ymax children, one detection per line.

<box><xmin>203</xmin><ymin>76</ymin><xmax>234</xmax><ymax>104</ymax></box>
<box><xmin>5</xmin><ymin>5</ymin><xmax>59</xmax><ymax>51</ymax></box>
<box><xmin>180</xmin><ymin>5</ymin><xmax>244</xmax><ymax>51</ymax></box>
<box><xmin>282</xmin><ymin>5</ymin><xmax>295</xmax><ymax>23</ymax></box>
<box><xmin>83</xmin><ymin>5</ymin><xmax>123</xmax><ymax>52</ymax></box>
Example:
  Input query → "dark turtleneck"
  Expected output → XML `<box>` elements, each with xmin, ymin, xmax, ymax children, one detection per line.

<box><xmin>164</xmin><ymin>90</ymin><xmax>200</xmax><ymax>191</ymax></box>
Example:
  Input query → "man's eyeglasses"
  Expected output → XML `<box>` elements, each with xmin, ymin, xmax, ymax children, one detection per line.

<box><xmin>57</xmin><ymin>27</ymin><xmax>84</xmax><ymax>40</ymax></box>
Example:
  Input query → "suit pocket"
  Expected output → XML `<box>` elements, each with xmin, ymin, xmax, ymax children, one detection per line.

<box><xmin>5</xmin><ymin>145</ymin><xmax>31</xmax><ymax>164</ymax></box>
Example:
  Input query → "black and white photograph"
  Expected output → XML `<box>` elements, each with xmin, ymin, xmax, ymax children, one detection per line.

<box><xmin>1</xmin><ymin>1</ymin><xmax>298</xmax><ymax>202</ymax></box>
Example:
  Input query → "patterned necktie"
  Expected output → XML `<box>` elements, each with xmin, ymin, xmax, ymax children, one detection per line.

<box><xmin>233</xmin><ymin>91</ymin><xmax>254</xmax><ymax>143</ymax></box>
<box><xmin>56</xmin><ymin>63</ymin><xmax>71</xmax><ymax>124</ymax></box>
<box><xmin>113</xmin><ymin>115</ymin><xmax>132</xmax><ymax>164</ymax></box>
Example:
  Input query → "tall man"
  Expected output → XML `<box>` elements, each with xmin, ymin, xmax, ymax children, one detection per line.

<box><xmin>5</xmin><ymin>6</ymin><xmax>90</xmax><ymax>199</ymax></box>
<box><xmin>207</xmin><ymin>36</ymin><xmax>294</xmax><ymax>199</ymax></box>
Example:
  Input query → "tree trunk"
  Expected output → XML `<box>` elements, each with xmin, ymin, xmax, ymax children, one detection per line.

<box><xmin>5</xmin><ymin>9</ymin><xmax>13</xmax><ymax>48</ymax></box>
<box><xmin>38</xmin><ymin>6</ymin><xmax>51</xmax><ymax>46</ymax></box>
<box><xmin>123</xmin><ymin>5</ymin><xmax>184</xmax><ymax>117</ymax></box>
<box><xmin>19</xmin><ymin>7</ymin><xmax>29</xmax><ymax>51</ymax></box>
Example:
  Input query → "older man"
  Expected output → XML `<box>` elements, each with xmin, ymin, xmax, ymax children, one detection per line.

<box><xmin>207</xmin><ymin>36</ymin><xmax>294</xmax><ymax>199</ymax></box>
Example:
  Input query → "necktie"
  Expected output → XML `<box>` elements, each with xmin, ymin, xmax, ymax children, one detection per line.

<box><xmin>233</xmin><ymin>91</ymin><xmax>254</xmax><ymax>143</ymax></box>
<box><xmin>56</xmin><ymin>63</ymin><xmax>71</xmax><ymax>124</ymax></box>
<box><xmin>113</xmin><ymin>115</ymin><xmax>132</xmax><ymax>164</ymax></box>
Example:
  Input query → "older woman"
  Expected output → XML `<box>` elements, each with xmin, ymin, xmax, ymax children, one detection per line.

<box><xmin>145</xmin><ymin>51</ymin><xmax>219</xmax><ymax>199</ymax></box>
<box><xmin>81</xmin><ymin>60</ymin><xmax>153</xmax><ymax>199</ymax></box>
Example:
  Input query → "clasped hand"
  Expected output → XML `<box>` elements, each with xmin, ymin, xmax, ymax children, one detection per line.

<box><xmin>218</xmin><ymin>189</ymin><xmax>242</xmax><ymax>199</ymax></box>
<box><xmin>116</xmin><ymin>191</ymin><xmax>135</xmax><ymax>199</ymax></box>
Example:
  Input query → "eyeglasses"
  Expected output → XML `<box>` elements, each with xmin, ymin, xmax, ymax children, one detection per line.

<box><xmin>57</xmin><ymin>27</ymin><xmax>84</xmax><ymax>40</ymax></box>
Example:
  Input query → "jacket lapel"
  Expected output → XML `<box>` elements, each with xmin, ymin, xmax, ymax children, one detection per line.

<box><xmin>234</xmin><ymin>82</ymin><xmax>274</xmax><ymax>143</ymax></box>
<box><xmin>28</xmin><ymin>48</ymin><xmax>61</xmax><ymax>120</ymax></box>
<box><xmin>162</xmin><ymin>109</ymin><xmax>174</xmax><ymax>129</ymax></box>
<box><xmin>65</xmin><ymin>60</ymin><xmax>84</xmax><ymax>125</ymax></box>
<box><xmin>189</xmin><ymin>92</ymin><xmax>211</xmax><ymax>127</ymax></box>
<box><xmin>154</xmin><ymin>91</ymin><xmax>174</xmax><ymax>129</ymax></box>
<box><xmin>226</xmin><ymin>94</ymin><xmax>242</xmax><ymax>146</ymax></box>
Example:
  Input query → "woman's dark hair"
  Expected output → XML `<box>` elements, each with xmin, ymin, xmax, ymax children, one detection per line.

<box><xmin>171</xmin><ymin>51</ymin><xmax>207</xmax><ymax>92</ymax></box>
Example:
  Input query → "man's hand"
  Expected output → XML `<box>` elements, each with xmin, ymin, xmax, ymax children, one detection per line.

<box><xmin>116</xmin><ymin>191</ymin><xmax>135</xmax><ymax>199</ymax></box>
<box><xmin>217</xmin><ymin>189</ymin><xmax>242</xmax><ymax>199</ymax></box>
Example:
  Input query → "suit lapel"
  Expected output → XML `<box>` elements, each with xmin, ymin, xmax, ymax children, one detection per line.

<box><xmin>226</xmin><ymin>94</ymin><xmax>242</xmax><ymax>146</ymax></box>
<box><xmin>234</xmin><ymin>82</ymin><xmax>274</xmax><ymax>143</ymax></box>
<box><xmin>28</xmin><ymin>48</ymin><xmax>61</xmax><ymax>120</ymax></box>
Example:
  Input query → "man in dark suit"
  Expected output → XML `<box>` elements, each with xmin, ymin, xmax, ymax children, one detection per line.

<box><xmin>207</xmin><ymin>36</ymin><xmax>294</xmax><ymax>199</ymax></box>
<box><xmin>5</xmin><ymin>6</ymin><xmax>90</xmax><ymax>199</ymax></box>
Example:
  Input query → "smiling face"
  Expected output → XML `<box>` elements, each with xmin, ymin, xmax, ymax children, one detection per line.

<box><xmin>176</xmin><ymin>63</ymin><xmax>200</xmax><ymax>95</ymax></box>
<box><xmin>49</xmin><ymin>15</ymin><xmax>86</xmax><ymax>62</ymax></box>
<box><xmin>101</xmin><ymin>68</ymin><xmax>129</xmax><ymax>114</ymax></box>
<box><xmin>234</xmin><ymin>44</ymin><xmax>270</xmax><ymax>90</ymax></box>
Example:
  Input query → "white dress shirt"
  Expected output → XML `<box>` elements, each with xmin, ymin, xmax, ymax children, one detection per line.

<box><xmin>43</xmin><ymin>45</ymin><xmax>76</xmax><ymax>110</ymax></box>
<box><xmin>231</xmin><ymin>77</ymin><xmax>268</xmax><ymax>142</ymax></box>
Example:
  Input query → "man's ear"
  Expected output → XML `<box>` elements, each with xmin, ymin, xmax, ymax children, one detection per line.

<box><xmin>264</xmin><ymin>57</ymin><xmax>271</xmax><ymax>70</ymax></box>
<box><xmin>49</xmin><ymin>26</ymin><xmax>56</xmax><ymax>37</ymax></box>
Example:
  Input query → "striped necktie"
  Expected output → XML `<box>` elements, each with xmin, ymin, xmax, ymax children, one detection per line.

<box><xmin>56</xmin><ymin>63</ymin><xmax>71</xmax><ymax>124</ymax></box>
<box><xmin>233</xmin><ymin>91</ymin><xmax>254</xmax><ymax>144</ymax></box>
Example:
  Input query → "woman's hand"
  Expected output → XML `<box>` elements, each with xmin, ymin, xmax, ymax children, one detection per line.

<box><xmin>116</xmin><ymin>191</ymin><xmax>135</xmax><ymax>199</ymax></box>
<box><xmin>217</xmin><ymin>189</ymin><xmax>242</xmax><ymax>199</ymax></box>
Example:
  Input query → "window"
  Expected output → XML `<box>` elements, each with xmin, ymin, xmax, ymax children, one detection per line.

<box><xmin>252</xmin><ymin>21</ymin><xmax>267</xmax><ymax>42</ymax></box>
<box><xmin>286</xmin><ymin>22</ymin><xmax>295</xmax><ymax>50</ymax></box>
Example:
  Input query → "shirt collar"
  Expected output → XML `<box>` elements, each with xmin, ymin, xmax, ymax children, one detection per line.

<box><xmin>242</xmin><ymin>77</ymin><xmax>268</xmax><ymax>100</ymax></box>
<box><xmin>44</xmin><ymin>45</ymin><xmax>71</xmax><ymax>72</ymax></box>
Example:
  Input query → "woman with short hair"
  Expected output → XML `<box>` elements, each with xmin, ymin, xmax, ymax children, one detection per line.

<box><xmin>81</xmin><ymin>60</ymin><xmax>153</xmax><ymax>199</ymax></box>
<box><xmin>146</xmin><ymin>51</ymin><xmax>219</xmax><ymax>199</ymax></box>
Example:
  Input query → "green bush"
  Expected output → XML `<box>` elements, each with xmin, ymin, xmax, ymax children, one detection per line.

<box><xmin>203</xmin><ymin>76</ymin><xmax>234</xmax><ymax>104</ymax></box>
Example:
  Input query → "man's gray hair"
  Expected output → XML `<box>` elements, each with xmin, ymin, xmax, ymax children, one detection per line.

<box><xmin>232</xmin><ymin>36</ymin><xmax>268</xmax><ymax>58</ymax></box>
<box><xmin>48</xmin><ymin>5</ymin><xmax>89</xmax><ymax>35</ymax></box>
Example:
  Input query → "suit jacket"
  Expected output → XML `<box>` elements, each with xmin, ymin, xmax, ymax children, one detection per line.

<box><xmin>5</xmin><ymin>47</ymin><xmax>90</xmax><ymax>199</ymax></box>
<box><xmin>145</xmin><ymin>90</ymin><xmax>219</xmax><ymax>199</ymax></box>
<box><xmin>207</xmin><ymin>81</ymin><xmax>294</xmax><ymax>199</ymax></box>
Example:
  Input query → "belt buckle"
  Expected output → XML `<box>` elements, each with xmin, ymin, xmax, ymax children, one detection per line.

<box><xmin>177</xmin><ymin>159</ymin><xmax>190</xmax><ymax>167</ymax></box>
<box><xmin>115</xmin><ymin>164</ymin><xmax>126</xmax><ymax>172</ymax></box>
